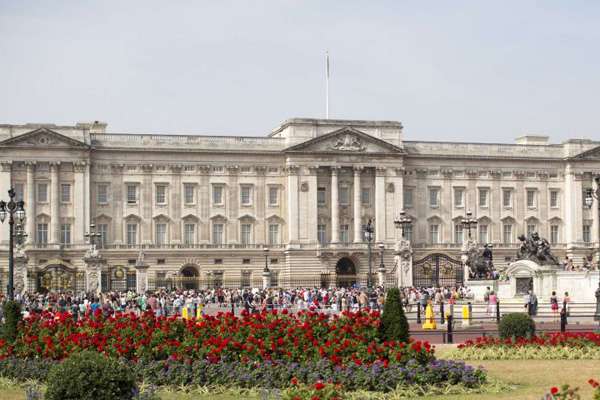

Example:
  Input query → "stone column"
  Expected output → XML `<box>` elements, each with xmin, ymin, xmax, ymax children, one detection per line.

<box><xmin>331</xmin><ymin>166</ymin><xmax>339</xmax><ymax>243</ymax></box>
<box><xmin>262</xmin><ymin>269</ymin><xmax>271</xmax><ymax>289</ymax></box>
<box><xmin>0</xmin><ymin>161</ymin><xmax>12</xmax><ymax>244</ymax></box>
<box><xmin>111</xmin><ymin>164</ymin><xmax>124</xmax><ymax>244</ymax></box>
<box><xmin>307</xmin><ymin>166</ymin><xmax>319</xmax><ymax>243</ymax></box>
<box><xmin>286</xmin><ymin>165</ymin><xmax>299</xmax><ymax>244</ymax></box>
<box><xmin>394</xmin><ymin>240</ymin><xmax>413</xmax><ymax>287</ymax></box>
<box><xmin>14</xmin><ymin>248</ymin><xmax>28</xmax><ymax>295</ymax></box>
<box><xmin>73</xmin><ymin>162</ymin><xmax>86</xmax><ymax>244</ymax></box>
<box><xmin>375</xmin><ymin>167</ymin><xmax>386</xmax><ymax>242</ymax></box>
<box><xmin>26</xmin><ymin>162</ymin><xmax>36</xmax><ymax>244</ymax></box>
<box><xmin>84</xmin><ymin>255</ymin><xmax>105</xmax><ymax>294</ymax></box>
<box><xmin>353</xmin><ymin>166</ymin><xmax>363</xmax><ymax>243</ymax></box>
<box><xmin>50</xmin><ymin>162</ymin><xmax>60</xmax><ymax>244</ymax></box>
<box><xmin>135</xmin><ymin>263</ymin><xmax>149</xmax><ymax>294</ymax></box>
<box><xmin>593</xmin><ymin>177</ymin><xmax>600</xmax><ymax>264</ymax></box>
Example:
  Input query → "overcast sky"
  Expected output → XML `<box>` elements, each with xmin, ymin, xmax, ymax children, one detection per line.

<box><xmin>1</xmin><ymin>1</ymin><xmax>600</xmax><ymax>143</ymax></box>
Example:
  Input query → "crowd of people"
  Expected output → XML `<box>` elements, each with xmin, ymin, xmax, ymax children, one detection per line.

<box><xmin>561</xmin><ymin>256</ymin><xmax>598</xmax><ymax>272</ymax></box>
<box><xmin>0</xmin><ymin>285</ymin><xmax>473</xmax><ymax>320</ymax></box>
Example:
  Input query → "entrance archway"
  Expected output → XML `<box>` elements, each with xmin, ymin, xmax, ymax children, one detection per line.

<box><xmin>335</xmin><ymin>257</ymin><xmax>357</xmax><ymax>287</ymax></box>
<box><xmin>36</xmin><ymin>262</ymin><xmax>78</xmax><ymax>293</ymax></box>
<box><xmin>180</xmin><ymin>265</ymin><xmax>200</xmax><ymax>290</ymax></box>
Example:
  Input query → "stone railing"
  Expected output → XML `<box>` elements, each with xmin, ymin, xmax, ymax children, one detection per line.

<box><xmin>91</xmin><ymin>133</ymin><xmax>286</xmax><ymax>151</ymax></box>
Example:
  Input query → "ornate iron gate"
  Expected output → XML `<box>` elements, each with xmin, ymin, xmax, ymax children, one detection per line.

<box><xmin>412</xmin><ymin>253</ymin><xmax>464</xmax><ymax>288</ymax></box>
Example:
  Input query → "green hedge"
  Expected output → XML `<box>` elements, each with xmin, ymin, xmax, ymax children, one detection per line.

<box><xmin>499</xmin><ymin>313</ymin><xmax>535</xmax><ymax>340</ymax></box>
<box><xmin>45</xmin><ymin>351</ymin><xmax>136</xmax><ymax>400</ymax></box>
<box><xmin>2</xmin><ymin>301</ymin><xmax>21</xmax><ymax>342</ymax></box>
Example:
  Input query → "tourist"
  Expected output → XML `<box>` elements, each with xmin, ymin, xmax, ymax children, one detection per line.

<box><xmin>550</xmin><ymin>291</ymin><xmax>559</xmax><ymax>322</ymax></box>
<box><xmin>563</xmin><ymin>291</ymin><xmax>571</xmax><ymax>316</ymax></box>
<box><xmin>487</xmin><ymin>291</ymin><xmax>497</xmax><ymax>318</ymax></box>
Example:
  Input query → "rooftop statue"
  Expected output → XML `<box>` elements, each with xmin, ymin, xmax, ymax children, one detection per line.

<box><xmin>516</xmin><ymin>232</ymin><xmax>559</xmax><ymax>265</ymax></box>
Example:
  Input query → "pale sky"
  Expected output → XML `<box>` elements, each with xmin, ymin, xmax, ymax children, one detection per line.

<box><xmin>1</xmin><ymin>1</ymin><xmax>600</xmax><ymax>143</ymax></box>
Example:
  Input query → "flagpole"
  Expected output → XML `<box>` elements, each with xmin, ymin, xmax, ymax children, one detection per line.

<box><xmin>325</xmin><ymin>51</ymin><xmax>330</xmax><ymax>119</ymax></box>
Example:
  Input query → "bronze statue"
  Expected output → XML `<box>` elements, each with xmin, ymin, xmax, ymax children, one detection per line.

<box><xmin>516</xmin><ymin>232</ymin><xmax>559</xmax><ymax>265</ymax></box>
<box><xmin>467</xmin><ymin>244</ymin><xmax>496</xmax><ymax>279</ymax></box>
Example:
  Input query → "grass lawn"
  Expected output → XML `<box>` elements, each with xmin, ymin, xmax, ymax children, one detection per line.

<box><xmin>1</xmin><ymin>359</ymin><xmax>599</xmax><ymax>399</ymax></box>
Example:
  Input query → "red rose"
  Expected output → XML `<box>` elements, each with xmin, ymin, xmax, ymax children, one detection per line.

<box><xmin>291</xmin><ymin>377</ymin><xmax>298</xmax><ymax>385</ymax></box>
<box><xmin>314</xmin><ymin>381</ymin><xmax>325</xmax><ymax>390</ymax></box>
<box><xmin>550</xmin><ymin>387</ymin><xmax>559</xmax><ymax>395</ymax></box>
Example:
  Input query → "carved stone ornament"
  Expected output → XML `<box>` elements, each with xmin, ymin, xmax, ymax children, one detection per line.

<box><xmin>331</xmin><ymin>134</ymin><xmax>366</xmax><ymax>152</ymax></box>
<box><xmin>300</xmin><ymin>182</ymin><xmax>309</xmax><ymax>192</ymax></box>
<box><xmin>386</xmin><ymin>183</ymin><xmax>395</xmax><ymax>193</ymax></box>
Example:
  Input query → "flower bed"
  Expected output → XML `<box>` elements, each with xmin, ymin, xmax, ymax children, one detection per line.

<box><xmin>447</xmin><ymin>333</ymin><xmax>600</xmax><ymax>360</ymax></box>
<box><xmin>0</xmin><ymin>309</ymin><xmax>487</xmax><ymax>393</ymax></box>
<box><xmin>0</xmin><ymin>309</ymin><xmax>432</xmax><ymax>366</ymax></box>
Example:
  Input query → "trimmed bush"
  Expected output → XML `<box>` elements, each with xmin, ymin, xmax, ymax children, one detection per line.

<box><xmin>2</xmin><ymin>300</ymin><xmax>21</xmax><ymax>342</ymax></box>
<box><xmin>45</xmin><ymin>351</ymin><xmax>136</xmax><ymax>400</ymax></box>
<box><xmin>378</xmin><ymin>287</ymin><xmax>410</xmax><ymax>342</ymax></box>
<box><xmin>499</xmin><ymin>313</ymin><xmax>535</xmax><ymax>340</ymax></box>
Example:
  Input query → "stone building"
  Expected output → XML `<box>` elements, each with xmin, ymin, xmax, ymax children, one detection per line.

<box><xmin>0</xmin><ymin>118</ymin><xmax>599</xmax><ymax>292</ymax></box>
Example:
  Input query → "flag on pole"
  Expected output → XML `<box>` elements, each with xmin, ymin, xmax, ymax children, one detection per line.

<box><xmin>325</xmin><ymin>51</ymin><xmax>330</xmax><ymax>119</ymax></box>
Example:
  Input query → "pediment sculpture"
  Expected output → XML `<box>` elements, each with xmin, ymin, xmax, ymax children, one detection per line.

<box><xmin>331</xmin><ymin>134</ymin><xmax>366</xmax><ymax>152</ymax></box>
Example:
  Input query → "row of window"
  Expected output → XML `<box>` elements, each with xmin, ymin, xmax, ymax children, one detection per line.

<box><xmin>13</xmin><ymin>183</ymin><xmax>73</xmax><ymax>203</ymax></box>
<box><xmin>112</xmin><ymin>184</ymin><xmax>280</xmax><ymax>207</ymax></box>
<box><xmin>316</xmin><ymin>187</ymin><xmax>372</xmax><ymax>206</ymax></box>
<box><xmin>34</xmin><ymin>222</ymin><xmax>282</xmax><ymax>246</ymax></box>
<box><xmin>403</xmin><ymin>187</ymin><xmax>564</xmax><ymax>209</ymax></box>
<box><xmin>315</xmin><ymin>223</ymin><xmax>596</xmax><ymax>245</ymax></box>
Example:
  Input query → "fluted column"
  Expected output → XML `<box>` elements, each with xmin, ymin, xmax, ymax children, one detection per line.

<box><xmin>353</xmin><ymin>166</ymin><xmax>362</xmax><ymax>243</ymax></box>
<box><xmin>0</xmin><ymin>161</ymin><xmax>12</xmax><ymax>244</ymax></box>
<box><xmin>73</xmin><ymin>161</ymin><xmax>86</xmax><ymax>244</ymax></box>
<box><xmin>286</xmin><ymin>165</ymin><xmax>300</xmax><ymax>243</ymax></box>
<box><xmin>331</xmin><ymin>166</ymin><xmax>339</xmax><ymax>243</ymax></box>
<box><xmin>50</xmin><ymin>162</ymin><xmax>60</xmax><ymax>244</ymax></box>
<box><xmin>593</xmin><ymin>177</ymin><xmax>600</xmax><ymax>260</ymax></box>
<box><xmin>26</xmin><ymin>162</ymin><xmax>36</xmax><ymax>244</ymax></box>
<box><xmin>375</xmin><ymin>167</ymin><xmax>386</xmax><ymax>242</ymax></box>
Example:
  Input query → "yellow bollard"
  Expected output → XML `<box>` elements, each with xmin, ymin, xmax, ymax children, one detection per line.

<box><xmin>462</xmin><ymin>305</ymin><xmax>470</xmax><ymax>327</ymax></box>
<box><xmin>422</xmin><ymin>303</ymin><xmax>437</xmax><ymax>330</ymax></box>
<box><xmin>182</xmin><ymin>307</ymin><xmax>189</xmax><ymax>320</ymax></box>
<box><xmin>196</xmin><ymin>304</ymin><xmax>203</xmax><ymax>320</ymax></box>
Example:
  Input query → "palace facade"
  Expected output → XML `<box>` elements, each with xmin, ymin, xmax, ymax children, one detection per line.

<box><xmin>0</xmin><ymin>118</ymin><xmax>599</xmax><ymax>292</ymax></box>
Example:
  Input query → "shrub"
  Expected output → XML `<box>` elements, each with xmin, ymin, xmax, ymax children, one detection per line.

<box><xmin>45</xmin><ymin>351</ymin><xmax>136</xmax><ymax>400</ymax></box>
<box><xmin>498</xmin><ymin>313</ymin><xmax>535</xmax><ymax>340</ymax></box>
<box><xmin>378</xmin><ymin>288</ymin><xmax>409</xmax><ymax>342</ymax></box>
<box><xmin>2</xmin><ymin>300</ymin><xmax>21</xmax><ymax>342</ymax></box>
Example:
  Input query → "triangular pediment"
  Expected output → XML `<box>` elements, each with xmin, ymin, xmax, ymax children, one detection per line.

<box><xmin>0</xmin><ymin>128</ymin><xmax>89</xmax><ymax>149</ymax></box>
<box><xmin>570</xmin><ymin>145</ymin><xmax>600</xmax><ymax>160</ymax></box>
<box><xmin>284</xmin><ymin>127</ymin><xmax>405</xmax><ymax>154</ymax></box>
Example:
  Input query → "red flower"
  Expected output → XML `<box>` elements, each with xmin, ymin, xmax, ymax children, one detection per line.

<box><xmin>314</xmin><ymin>381</ymin><xmax>325</xmax><ymax>390</ymax></box>
<box><xmin>291</xmin><ymin>377</ymin><xmax>298</xmax><ymax>385</ymax></box>
<box><xmin>550</xmin><ymin>387</ymin><xmax>559</xmax><ymax>395</ymax></box>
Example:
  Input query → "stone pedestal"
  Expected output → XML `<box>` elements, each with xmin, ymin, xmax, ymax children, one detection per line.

<box><xmin>504</xmin><ymin>260</ymin><xmax>557</xmax><ymax>300</ymax></box>
<box><xmin>466</xmin><ymin>279</ymin><xmax>497</xmax><ymax>301</ymax></box>
<box><xmin>394</xmin><ymin>240</ymin><xmax>413</xmax><ymax>287</ymax></box>
<box><xmin>14</xmin><ymin>252</ymin><xmax>28</xmax><ymax>295</ymax></box>
<box><xmin>135</xmin><ymin>263</ymin><xmax>149</xmax><ymax>294</ymax></box>
<box><xmin>377</xmin><ymin>267</ymin><xmax>386</xmax><ymax>287</ymax></box>
<box><xmin>84</xmin><ymin>255</ymin><xmax>105</xmax><ymax>294</ymax></box>
<box><xmin>262</xmin><ymin>270</ymin><xmax>271</xmax><ymax>289</ymax></box>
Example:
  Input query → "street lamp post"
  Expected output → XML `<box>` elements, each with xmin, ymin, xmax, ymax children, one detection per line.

<box><xmin>262</xmin><ymin>247</ymin><xmax>270</xmax><ymax>290</ymax></box>
<box><xmin>394</xmin><ymin>210</ymin><xmax>412</xmax><ymax>240</ymax></box>
<box><xmin>584</xmin><ymin>177</ymin><xmax>600</xmax><ymax>321</ymax></box>
<box><xmin>461</xmin><ymin>210</ymin><xmax>478</xmax><ymax>240</ymax></box>
<box><xmin>0</xmin><ymin>189</ymin><xmax>26</xmax><ymax>301</ymax></box>
<box><xmin>84</xmin><ymin>223</ymin><xmax>102</xmax><ymax>253</ymax></box>
<box><xmin>377</xmin><ymin>242</ymin><xmax>386</xmax><ymax>288</ymax></box>
<box><xmin>363</xmin><ymin>219</ymin><xmax>374</xmax><ymax>291</ymax></box>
